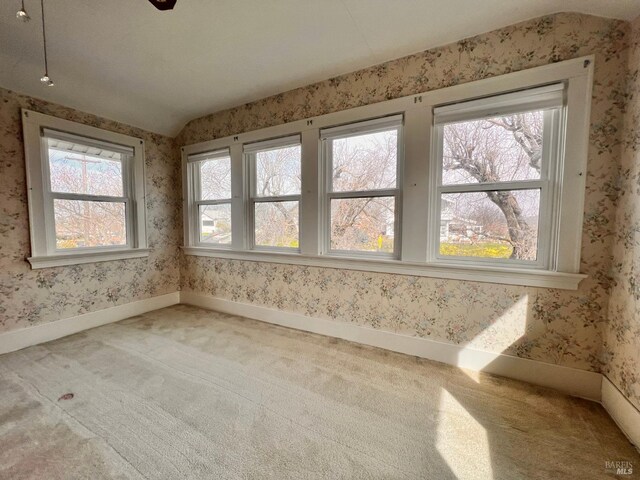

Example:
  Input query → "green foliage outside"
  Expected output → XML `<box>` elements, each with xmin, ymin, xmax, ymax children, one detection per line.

<box><xmin>439</xmin><ymin>242</ymin><xmax>513</xmax><ymax>258</ymax></box>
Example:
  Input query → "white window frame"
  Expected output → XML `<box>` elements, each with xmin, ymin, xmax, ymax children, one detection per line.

<box><xmin>181</xmin><ymin>56</ymin><xmax>594</xmax><ymax>290</ymax></box>
<box><xmin>22</xmin><ymin>109</ymin><xmax>148</xmax><ymax>269</ymax></box>
<box><xmin>429</xmin><ymin>84</ymin><xmax>564</xmax><ymax>270</ymax></box>
<box><xmin>245</xmin><ymin>135</ymin><xmax>302</xmax><ymax>252</ymax></box>
<box><xmin>187</xmin><ymin>148</ymin><xmax>233</xmax><ymax>248</ymax></box>
<box><xmin>320</xmin><ymin>116</ymin><xmax>403</xmax><ymax>259</ymax></box>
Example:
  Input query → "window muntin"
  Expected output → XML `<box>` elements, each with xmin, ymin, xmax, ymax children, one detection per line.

<box><xmin>43</xmin><ymin>132</ymin><xmax>134</xmax><ymax>251</ymax></box>
<box><xmin>246</xmin><ymin>137</ymin><xmax>301</xmax><ymax>250</ymax></box>
<box><xmin>321</xmin><ymin>116</ymin><xmax>402</xmax><ymax>257</ymax></box>
<box><xmin>433</xmin><ymin>85</ymin><xmax>563</xmax><ymax>266</ymax></box>
<box><xmin>190</xmin><ymin>149</ymin><xmax>233</xmax><ymax>246</ymax></box>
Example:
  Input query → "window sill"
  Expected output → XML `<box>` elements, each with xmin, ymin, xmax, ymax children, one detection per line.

<box><xmin>181</xmin><ymin>247</ymin><xmax>586</xmax><ymax>290</ymax></box>
<box><xmin>27</xmin><ymin>248</ymin><xmax>151</xmax><ymax>269</ymax></box>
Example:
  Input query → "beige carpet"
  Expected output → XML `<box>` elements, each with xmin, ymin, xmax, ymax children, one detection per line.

<box><xmin>0</xmin><ymin>305</ymin><xmax>637</xmax><ymax>479</ymax></box>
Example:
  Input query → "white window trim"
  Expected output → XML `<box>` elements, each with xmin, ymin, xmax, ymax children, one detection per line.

<box><xmin>429</xmin><ymin>84</ymin><xmax>564</xmax><ymax>270</ymax></box>
<box><xmin>181</xmin><ymin>56</ymin><xmax>594</xmax><ymax>290</ymax></box>
<box><xmin>22</xmin><ymin>109</ymin><xmax>148</xmax><ymax>269</ymax></box>
<box><xmin>245</xmin><ymin>135</ymin><xmax>302</xmax><ymax>252</ymax></box>
<box><xmin>186</xmin><ymin>148</ymin><xmax>233</xmax><ymax>249</ymax></box>
<box><xmin>320</xmin><ymin>115</ymin><xmax>403</xmax><ymax>258</ymax></box>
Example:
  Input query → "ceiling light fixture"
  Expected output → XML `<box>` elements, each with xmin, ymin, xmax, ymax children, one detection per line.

<box><xmin>16</xmin><ymin>0</ymin><xmax>30</xmax><ymax>22</ymax></box>
<box><xmin>39</xmin><ymin>0</ymin><xmax>53</xmax><ymax>86</ymax></box>
<box><xmin>148</xmin><ymin>0</ymin><xmax>178</xmax><ymax>11</ymax></box>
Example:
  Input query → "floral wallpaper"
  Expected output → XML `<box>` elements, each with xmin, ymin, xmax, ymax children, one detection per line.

<box><xmin>1</xmin><ymin>12</ymin><xmax>638</xmax><ymax>411</ymax></box>
<box><xmin>0</xmin><ymin>88</ymin><xmax>182</xmax><ymax>332</ymax></box>
<box><xmin>604</xmin><ymin>16</ymin><xmax>640</xmax><ymax>411</ymax></box>
<box><xmin>179</xmin><ymin>13</ymin><xmax>631</xmax><ymax>382</ymax></box>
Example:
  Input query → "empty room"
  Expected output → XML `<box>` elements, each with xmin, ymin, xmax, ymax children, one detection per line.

<box><xmin>1</xmin><ymin>0</ymin><xmax>640</xmax><ymax>478</ymax></box>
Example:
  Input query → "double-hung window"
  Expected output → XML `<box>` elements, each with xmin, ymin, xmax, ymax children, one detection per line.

<box><xmin>181</xmin><ymin>57</ymin><xmax>593</xmax><ymax>289</ymax></box>
<box><xmin>431</xmin><ymin>85</ymin><xmax>563</xmax><ymax>268</ymax></box>
<box><xmin>320</xmin><ymin>116</ymin><xmax>402</xmax><ymax>257</ymax></box>
<box><xmin>245</xmin><ymin>136</ymin><xmax>301</xmax><ymax>250</ymax></box>
<box><xmin>22</xmin><ymin>110</ymin><xmax>148</xmax><ymax>268</ymax></box>
<box><xmin>188</xmin><ymin>149</ymin><xmax>233</xmax><ymax>246</ymax></box>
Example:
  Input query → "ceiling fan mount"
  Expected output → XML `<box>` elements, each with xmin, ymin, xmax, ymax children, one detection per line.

<box><xmin>148</xmin><ymin>0</ymin><xmax>177</xmax><ymax>11</ymax></box>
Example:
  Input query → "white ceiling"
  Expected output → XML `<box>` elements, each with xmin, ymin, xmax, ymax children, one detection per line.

<box><xmin>1</xmin><ymin>0</ymin><xmax>639</xmax><ymax>137</ymax></box>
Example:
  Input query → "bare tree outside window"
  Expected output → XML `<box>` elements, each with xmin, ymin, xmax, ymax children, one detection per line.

<box><xmin>252</xmin><ymin>144</ymin><xmax>301</xmax><ymax>248</ymax></box>
<box><xmin>200</xmin><ymin>157</ymin><xmax>232</xmax><ymax>200</ymax></box>
<box><xmin>48</xmin><ymin>147</ymin><xmax>127</xmax><ymax>248</ymax></box>
<box><xmin>329</xmin><ymin>128</ymin><xmax>398</xmax><ymax>253</ymax></box>
<box><xmin>198</xmin><ymin>155</ymin><xmax>232</xmax><ymax>244</ymax></box>
<box><xmin>440</xmin><ymin>111</ymin><xmax>544</xmax><ymax>260</ymax></box>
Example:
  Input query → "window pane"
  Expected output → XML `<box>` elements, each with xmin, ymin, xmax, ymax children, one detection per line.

<box><xmin>48</xmin><ymin>148</ymin><xmax>124</xmax><ymax>197</ymax></box>
<box><xmin>199</xmin><ymin>204</ymin><xmax>232</xmax><ymax>244</ymax></box>
<box><xmin>54</xmin><ymin>199</ymin><xmax>126</xmax><ymax>248</ymax></box>
<box><xmin>255</xmin><ymin>145</ymin><xmax>301</xmax><ymax>197</ymax></box>
<box><xmin>199</xmin><ymin>156</ymin><xmax>232</xmax><ymax>200</ymax></box>
<box><xmin>254</xmin><ymin>201</ymin><xmax>299</xmax><ymax>248</ymax></box>
<box><xmin>442</xmin><ymin>111</ymin><xmax>544</xmax><ymax>185</ymax></box>
<box><xmin>331</xmin><ymin>129</ymin><xmax>398</xmax><ymax>192</ymax></box>
<box><xmin>331</xmin><ymin>197</ymin><xmax>395</xmax><ymax>253</ymax></box>
<box><xmin>439</xmin><ymin>190</ymin><xmax>540</xmax><ymax>261</ymax></box>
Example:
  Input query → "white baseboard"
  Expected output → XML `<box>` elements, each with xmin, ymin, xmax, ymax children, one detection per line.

<box><xmin>180</xmin><ymin>292</ymin><xmax>603</xmax><ymax>402</ymax></box>
<box><xmin>602</xmin><ymin>376</ymin><xmax>640</xmax><ymax>450</ymax></box>
<box><xmin>0</xmin><ymin>292</ymin><xmax>180</xmax><ymax>355</ymax></box>
<box><xmin>6</xmin><ymin>291</ymin><xmax>636</xmax><ymax>445</ymax></box>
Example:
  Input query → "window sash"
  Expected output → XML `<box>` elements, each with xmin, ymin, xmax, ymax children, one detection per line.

<box><xmin>249</xmin><ymin>193</ymin><xmax>301</xmax><ymax>251</ymax></box>
<box><xmin>51</xmin><ymin>198</ymin><xmax>130</xmax><ymax>252</ymax></box>
<box><xmin>327</xmin><ymin>193</ymin><xmax>400</xmax><ymax>258</ymax></box>
<box><xmin>251</xmin><ymin>199</ymin><xmax>301</xmax><ymax>251</ymax></box>
<box><xmin>43</xmin><ymin>136</ymin><xmax>135</xmax><ymax>252</ymax></box>
<box><xmin>191</xmin><ymin>158</ymin><xmax>232</xmax><ymax>203</ymax></box>
<box><xmin>46</xmin><ymin>153</ymin><xmax>130</xmax><ymax>200</ymax></box>
<box><xmin>322</xmin><ymin>119</ymin><xmax>403</xmax><ymax>258</ymax></box>
<box><xmin>247</xmin><ymin>137</ymin><xmax>302</xmax><ymax>251</ymax></box>
<box><xmin>196</xmin><ymin>201</ymin><xmax>233</xmax><ymax>246</ymax></box>
<box><xmin>430</xmin><ymin>107</ymin><xmax>561</xmax><ymax>269</ymax></box>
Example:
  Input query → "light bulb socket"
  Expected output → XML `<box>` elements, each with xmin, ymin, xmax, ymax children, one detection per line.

<box><xmin>16</xmin><ymin>9</ymin><xmax>30</xmax><ymax>22</ymax></box>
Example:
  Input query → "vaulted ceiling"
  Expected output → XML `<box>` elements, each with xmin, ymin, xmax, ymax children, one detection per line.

<box><xmin>1</xmin><ymin>0</ymin><xmax>639</xmax><ymax>136</ymax></box>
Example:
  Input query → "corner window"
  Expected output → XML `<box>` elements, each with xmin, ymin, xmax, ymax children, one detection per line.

<box><xmin>22</xmin><ymin>110</ymin><xmax>148</xmax><ymax>268</ymax></box>
<box><xmin>188</xmin><ymin>149</ymin><xmax>233</xmax><ymax>246</ymax></box>
<box><xmin>321</xmin><ymin>116</ymin><xmax>402</xmax><ymax>257</ymax></box>
<box><xmin>245</xmin><ymin>136</ymin><xmax>301</xmax><ymax>250</ymax></box>
<box><xmin>432</xmin><ymin>85</ymin><xmax>563</xmax><ymax>268</ymax></box>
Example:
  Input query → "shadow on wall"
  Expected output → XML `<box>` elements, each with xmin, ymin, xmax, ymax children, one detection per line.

<box><xmin>435</xmin><ymin>291</ymin><xmax>638</xmax><ymax>478</ymax></box>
